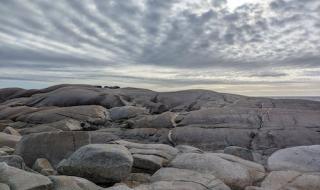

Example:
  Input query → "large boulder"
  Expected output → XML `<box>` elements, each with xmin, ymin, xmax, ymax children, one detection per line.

<box><xmin>268</xmin><ymin>145</ymin><xmax>320</xmax><ymax>172</ymax></box>
<box><xmin>115</xmin><ymin>140</ymin><xmax>178</xmax><ymax>173</ymax></box>
<box><xmin>57</xmin><ymin>144</ymin><xmax>133</xmax><ymax>184</ymax></box>
<box><xmin>0</xmin><ymin>162</ymin><xmax>52</xmax><ymax>190</ymax></box>
<box><xmin>246</xmin><ymin>171</ymin><xmax>320</xmax><ymax>190</ymax></box>
<box><xmin>170</xmin><ymin>153</ymin><xmax>265</xmax><ymax>189</ymax></box>
<box><xmin>15</xmin><ymin>131</ymin><xmax>119</xmax><ymax>167</ymax></box>
<box><xmin>49</xmin><ymin>176</ymin><xmax>104</xmax><ymax>190</ymax></box>
<box><xmin>0</xmin><ymin>132</ymin><xmax>21</xmax><ymax>148</ymax></box>
<box><xmin>135</xmin><ymin>167</ymin><xmax>231</xmax><ymax>190</ymax></box>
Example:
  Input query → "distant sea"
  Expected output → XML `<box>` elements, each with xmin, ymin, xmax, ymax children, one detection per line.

<box><xmin>269</xmin><ymin>96</ymin><xmax>320</xmax><ymax>102</ymax></box>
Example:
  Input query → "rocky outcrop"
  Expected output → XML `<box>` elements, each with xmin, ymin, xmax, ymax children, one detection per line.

<box><xmin>57</xmin><ymin>144</ymin><xmax>133</xmax><ymax>184</ymax></box>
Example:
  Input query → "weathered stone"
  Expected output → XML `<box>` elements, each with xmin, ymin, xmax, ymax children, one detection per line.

<box><xmin>49</xmin><ymin>176</ymin><xmax>104</xmax><ymax>190</ymax></box>
<box><xmin>57</xmin><ymin>144</ymin><xmax>133</xmax><ymax>184</ymax></box>
<box><xmin>0</xmin><ymin>155</ymin><xmax>25</xmax><ymax>169</ymax></box>
<box><xmin>246</xmin><ymin>171</ymin><xmax>320</xmax><ymax>190</ymax></box>
<box><xmin>3</xmin><ymin>126</ymin><xmax>21</xmax><ymax>136</ymax></box>
<box><xmin>148</xmin><ymin>167</ymin><xmax>231</xmax><ymax>190</ymax></box>
<box><xmin>170</xmin><ymin>153</ymin><xmax>265</xmax><ymax>189</ymax></box>
<box><xmin>0</xmin><ymin>162</ymin><xmax>52</xmax><ymax>190</ymax></box>
<box><xmin>124</xmin><ymin>173</ymin><xmax>151</xmax><ymax>188</ymax></box>
<box><xmin>0</xmin><ymin>132</ymin><xmax>21</xmax><ymax>148</ymax></box>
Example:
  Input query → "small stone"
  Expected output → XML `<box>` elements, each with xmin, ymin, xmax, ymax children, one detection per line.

<box><xmin>33</xmin><ymin>158</ymin><xmax>56</xmax><ymax>176</ymax></box>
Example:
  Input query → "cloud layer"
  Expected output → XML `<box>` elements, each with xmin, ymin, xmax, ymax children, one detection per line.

<box><xmin>0</xmin><ymin>0</ymin><xmax>319</xmax><ymax>95</ymax></box>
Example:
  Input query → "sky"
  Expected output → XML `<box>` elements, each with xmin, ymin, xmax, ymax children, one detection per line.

<box><xmin>0</xmin><ymin>0</ymin><xmax>320</xmax><ymax>96</ymax></box>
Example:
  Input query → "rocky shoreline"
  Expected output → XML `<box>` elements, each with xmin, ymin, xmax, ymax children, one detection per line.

<box><xmin>1</xmin><ymin>84</ymin><xmax>320</xmax><ymax>190</ymax></box>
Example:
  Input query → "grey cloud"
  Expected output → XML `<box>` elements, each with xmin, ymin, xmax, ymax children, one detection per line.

<box><xmin>0</xmin><ymin>0</ymin><xmax>319</xmax><ymax>95</ymax></box>
<box><xmin>249</xmin><ymin>72</ymin><xmax>288</xmax><ymax>78</ymax></box>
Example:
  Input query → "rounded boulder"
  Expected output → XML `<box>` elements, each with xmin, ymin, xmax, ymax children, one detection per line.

<box><xmin>57</xmin><ymin>144</ymin><xmax>133</xmax><ymax>184</ymax></box>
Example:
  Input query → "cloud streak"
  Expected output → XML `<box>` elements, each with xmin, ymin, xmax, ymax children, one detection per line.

<box><xmin>0</xmin><ymin>0</ymin><xmax>319</xmax><ymax>95</ymax></box>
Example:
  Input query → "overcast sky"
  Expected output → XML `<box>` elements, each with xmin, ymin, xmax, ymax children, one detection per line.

<box><xmin>0</xmin><ymin>0</ymin><xmax>320</xmax><ymax>96</ymax></box>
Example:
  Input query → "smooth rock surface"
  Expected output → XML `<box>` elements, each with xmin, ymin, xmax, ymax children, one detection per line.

<box><xmin>268</xmin><ymin>145</ymin><xmax>320</xmax><ymax>172</ymax></box>
<box><xmin>149</xmin><ymin>167</ymin><xmax>231</xmax><ymax>190</ymax></box>
<box><xmin>57</xmin><ymin>144</ymin><xmax>133</xmax><ymax>184</ymax></box>
<box><xmin>246</xmin><ymin>170</ymin><xmax>320</xmax><ymax>190</ymax></box>
<box><xmin>170</xmin><ymin>153</ymin><xmax>265</xmax><ymax>189</ymax></box>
